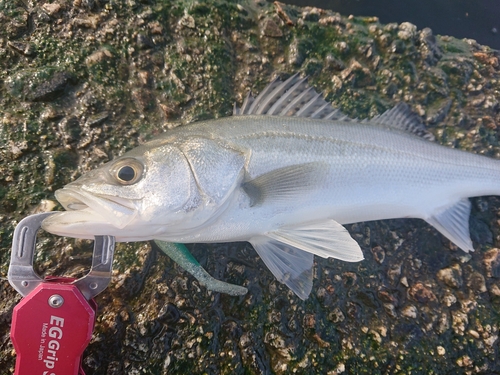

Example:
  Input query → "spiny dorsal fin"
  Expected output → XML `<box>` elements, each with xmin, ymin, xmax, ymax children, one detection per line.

<box><xmin>234</xmin><ymin>76</ymin><xmax>435</xmax><ymax>141</ymax></box>
<box><xmin>233</xmin><ymin>74</ymin><xmax>347</xmax><ymax>120</ymax></box>
<box><xmin>368</xmin><ymin>103</ymin><xmax>436</xmax><ymax>141</ymax></box>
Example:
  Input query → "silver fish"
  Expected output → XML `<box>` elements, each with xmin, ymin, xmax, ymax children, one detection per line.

<box><xmin>42</xmin><ymin>74</ymin><xmax>500</xmax><ymax>299</ymax></box>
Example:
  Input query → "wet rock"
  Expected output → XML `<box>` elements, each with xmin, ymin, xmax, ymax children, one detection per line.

<box><xmin>408</xmin><ymin>283</ymin><xmax>437</xmax><ymax>303</ymax></box>
<box><xmin>436</xmin><ymin>312</ymin><xmax>450</xmax><ymax>334</ymax></box>
<box><xmin>302</xmin><ymin>7</ymin><xmax>321</xmax><ymax>22</ymax></box>
<box><xmin>401</xmin><ymin>305</ymin><xmax>417</xmax><ymax>319</ymax></box>
<box><xmin>489</xmin><ymin>283</ymin><xmax>500</xmax><ymax>297</ymax></box>
<box><xmin>393</xmin><ymin>322</ymin><xmax>423</xmax><ymax>346</ymax></box>
<box><xmin>262</xmin><ymin>18</ymin><xmax>283</xmax><ymax>38</ymax></box>
<box><xmin>86</xmin><ymin>112</ymin><xmax>109</xmax><ymax>127</ymax></box>
<box><xmin>137</xmin><ymin>34</ymin><xmax>154</xmax><ymax>50</ymax></box>
<box><xmin>131</xmin><ymin>88</ymin><xmax>156</xmax><ymax>113</ymax></box>
<box><xmin>383</xmin><ymin>303</ymin><xmax>398</xmax><ymax>318</ymax></box>
<box><xmin>483</xmin><ymin>249</ymin><xmax>500</xmax><ymax>278</ymax></box>
<box><xmin>327</xmin><ymin>307</ymin><xmax>345</xmax><ymax>323</ymax></box>
<box><xmin>436</xmin><ymin>264</ymin><xmax>463</xmax><ymax>289</ymax></box>
<box><xmin>441</xmin><ymin>291</ymin><xmax>457</xmax><ymax>307</ymax></box>
<box><xmin>73</xmin><ymin>15</ymin><xmax>100</xmax><ymax>29</ymax></box>
<box><xmin>387</xmin><ymin>263</ymin><xmax>402</xmax><ymax>283</ymax></box>
<box><xmin>325</xmin><ymin>54</ymin><xmax>345</xmax><ymax>71</ymax></box>
<box><xmin>5</xmin><ymin>9</ymin><xmax>29</xmax><ymax>38</ymax></box>
<box><xmin>86</xmin><ymin>49</ymin><xmax>113</xmax><ymax>66</ymax></box>
<box><xmin>29</xmin><ymin>71</ymin><xmax>76</xmax><ymax>102</ymax></box>
<box><xmin>377</xmin><ymin>289</ymin><xmax>397</xmax><ymax>305</ymax></box>
<box><xmin>335</xmin><ymin>41</ymin><xmax>349</xmax><ymax>54</ymax></box>
<box><xmin>42</xmin><ymin>3</ymin><xmax>62</xmax><ymax>16</ymax></box>
<box><xmin>467</xmin><ymin>271</ymin><xmax>487</xmax><ymax>293</ymax></box>
<box><xmin>456</xmin><ymin>355</ymin><xmax>473</xmax><ymax>368</ymax></box>
<box><xmin>346</xmin><ymin>301</ymin><xmax>361</xmax><ymax>320</ymax></box>
<box><xmin>439</xmin><ymin>57</ymin><xmax>474</xmax><ymax>85</ymax></box>
<box><xmin>418</xmin><ymin>28</ymin><xmax>442</xmax><ymax>65</ymax></box>
<box><xmin>451</xmin><ymin>310</ymin><xmax>469</xmax><ymax>335</ymax></box>
<box><xmin>317</xmin><ymin>13</ymin><xmax>343</xmax><ymax>26</ymax></box>
<box><xmin>355</xmin><ymin>290</ymin><xmax>379</xmax><ymax>309</ymax></box>
<box><xmin>178</xmin><ymin>13</ymin><xmax>195</xmax><ymax>29</ymax></box>
<box><xmin>390</xmin><ymin>39</ymin><xmax>406</xmax><ymax>54</ymax></box>
<box><xmin>340</xmin><ymin>59</ymin><xmax>374</xmax><ymax>87</ymax></box>
<box><xmin>288</xmin><ymin>38</ymin><xmax>312</xmax><ymax>66</ymax></box>
<box><xmin>473</xmin><ymin>51</ymin><xmax>499</xmax><ymax>68</ymax></box>
<box><xmin>371</xmin><ymin>245</ymin><xmax>385</xmax><ymax>264</ymax></box>
<box><xmin>398</xmin><ymin>22</ymin><xmax>417</xmax><ymax>41</ymax></box>
<box><xmin>58</xmin><ymin>116</ymin><xmax>81</xmax><ymax>143</ymax></box>
<box><xmin>303</xmin><ymin>58</ymin><xmax>322</xmax><ymax>75</ymax></box>
<box><xmin>157</xmin><ymin>303</ymin><xmax>180</xmax><ymax>325</ymax></box>
<box><xmin>2</xmin><ymin>0</ymin><xmax>500</xmax><ymax>373</ymax></box>
<box><xmin>274</xmin><ymin>1</ymin><xmax>295</xmax><ymax>25</ymax></box>
<box><xmin>470</xmin><ymin>216</ymin><xmax>493</xmax><ymax>245</ymax></box>
<box><xmin>426</xmin><ymin>99</ymin><xmax>452</xmax><ymax>124</ymax></box>
<box><xmin>7</xmin><ymin>41</ymin><xmax>36</xmax><ymax>57</ymax></box>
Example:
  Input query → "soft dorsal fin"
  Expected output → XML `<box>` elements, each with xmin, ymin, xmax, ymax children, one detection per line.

<box><xmin>425</xmin><ymin>198</ymin><xmax>474</xmax><ymax>252</ymax></box>
<box><xmin>367</xmin><ymin>103</ymin><xmax>435</xmax><ymax>141</ymax></box>
<box><xmin>234</xmin><ymin>74</ymin><xmax>347</xmax><ymax>120</ymax></box>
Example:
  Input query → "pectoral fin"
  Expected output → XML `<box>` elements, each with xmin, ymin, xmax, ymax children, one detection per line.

<box><xmin>155</xmin><ymin>240</ymin><xmax>248</xmax><ymax>296</ymax></box>
<box><xmin>425</xmin><ymin>198</ymin><xmax>474</xmax><ymax>252</ymax></box>
<box><xmin>250</xmin><ymin>219</ymin><xmax>363</xmax><ymax>299</ymax></box>
<box><xmin>242</xmin><ymin>162</ymin><xmax>329</xmax><ymax>206</ymax></box>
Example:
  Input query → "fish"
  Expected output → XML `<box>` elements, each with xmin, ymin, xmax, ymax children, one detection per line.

<box><xmin>42</xmin><ymin>74</ymin><xmax>500</xmax><ymax>299</ymax></box>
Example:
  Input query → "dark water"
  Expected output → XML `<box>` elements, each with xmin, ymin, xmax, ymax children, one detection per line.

<box><xmin>283</xmin><ymin>0</ymin><xmax>500</xmax><ymax>50</ymax></box>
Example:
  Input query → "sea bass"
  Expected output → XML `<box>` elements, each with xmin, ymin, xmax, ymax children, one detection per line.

<box><xmin>42</xmin><ymin>74</ymin><xmax>500</xmax><ymax>299</ymax></box>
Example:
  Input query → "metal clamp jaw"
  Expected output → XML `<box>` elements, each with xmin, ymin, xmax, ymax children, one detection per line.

<box><xmin>8</xmin><ymin>212</ymin><xmax>115</xmax><ymax>300</ymax></box>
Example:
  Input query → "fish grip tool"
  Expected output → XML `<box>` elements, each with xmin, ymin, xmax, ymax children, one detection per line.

<box><xmin>8</xmin><ymin>212</ymin><xmax>116</xmax><ymax>375</ymax></box>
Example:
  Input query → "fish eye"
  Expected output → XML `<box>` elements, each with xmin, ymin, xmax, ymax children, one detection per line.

<box><xmin>112</xmin><ymin>158</ymin><xmax>144</xmax><ymax>185</ymax></box>
<box><xmin>118</xmin><ymin>166</ymin><xmax>135</xmax><ymax>181</ymax></box>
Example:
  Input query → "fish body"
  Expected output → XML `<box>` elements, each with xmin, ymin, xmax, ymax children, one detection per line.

<box><xmin>42</xmin><ymin>75</ymin><xmax>500</xmax><ymax>299</ymax></box>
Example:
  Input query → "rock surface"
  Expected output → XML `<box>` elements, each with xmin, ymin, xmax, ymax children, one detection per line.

<box><xmin>1</xmin><ymin>1</ymin><xmax>500</xmax><ymax>374</ymax></box>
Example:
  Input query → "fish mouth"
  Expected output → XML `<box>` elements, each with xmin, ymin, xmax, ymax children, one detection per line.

<box><xmin>41</xmin><ymin>187</ymin><xmax>140</xmax><ymax>239</ymax></box>
<box><xmin>56</xmin><ymin>187</ymin><xmax>137</xmax><ymax>219</ymax></box>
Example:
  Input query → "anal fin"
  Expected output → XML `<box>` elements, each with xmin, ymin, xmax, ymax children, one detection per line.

<box><xmin>425</xmin><ymin>198</ymin><xmax>474</xmax><ymax>252</ymax></box>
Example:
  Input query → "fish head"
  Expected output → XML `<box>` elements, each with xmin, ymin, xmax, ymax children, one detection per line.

<box><xmin>42</xmin><ymin>142</ymin><xmax>202</xmax><ymax>241</ymax></box>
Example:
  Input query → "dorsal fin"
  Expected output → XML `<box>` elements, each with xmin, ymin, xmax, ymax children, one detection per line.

<box><xmin>367</xmin><ymin>103</ymin><xmax>435</xmax><ymax>141</ymax></box>
<box><xmin>233</xmin><ymin>76</ymin><xmax>435</xmax><ymax>141</ymax></box>
<box><xmin>234</xmin><ymin>74</ymin><xmax>347</xmax><ymax>120</ymax></box>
